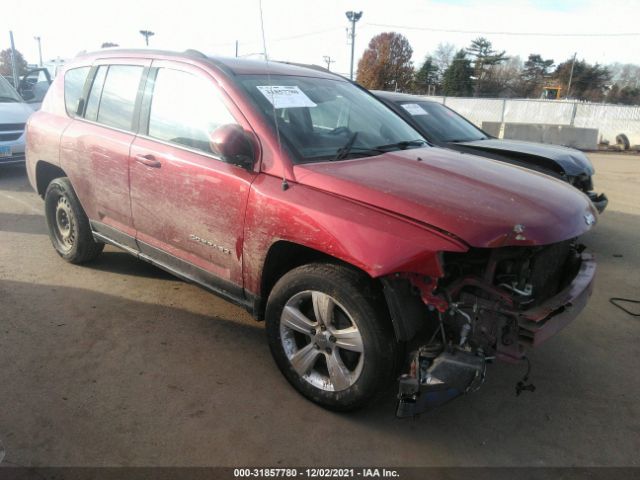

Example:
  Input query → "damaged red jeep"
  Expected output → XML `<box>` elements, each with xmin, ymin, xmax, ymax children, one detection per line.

<box><xmin>26</xmin><ymin>50</ymin><xmax>597</xmax><ymax>415</ymax></box>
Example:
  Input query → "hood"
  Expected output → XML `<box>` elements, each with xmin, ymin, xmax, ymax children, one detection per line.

<box><xmin>456</xmin><ymin>138</ymin><xmax>594</xmax><ymax>177</ymax></box>
<box><xmin>0</xmin><ymin>101</ymin><xmax>34</xmax><ymax>123</ymax></box>
<box><xmin>294</xmin><ymin>147</ymin><xmax>597</xmax><ymax>249</ymax></box>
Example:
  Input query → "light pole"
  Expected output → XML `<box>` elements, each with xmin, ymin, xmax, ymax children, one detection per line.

<box><xmin>139</xmin><ymin>30</ymin><xmax>155</xmax><ymax>46</ymax></box>
<box><xmin>322</xmin><ymin>55</ymin><xmax>335</xmax><ymax>71</ymax></box>
<box><xmin>566</xmin><ymin>52</ymin><xmax>577</xmax><ymax>99</ymax></box>
<box><xmin>9</xmin><ymin>31</ymin><xmax>19</xmax><ymax>88</ymax></box>
<box><xmin>345</xmin><ymin>10</ymin><xmax>362</xmax><ymax>80</ymax></box>
<box><xmin>34</xmin><ymin>36</ymin><xmax>43</xmax><ymax>66</ymax></box>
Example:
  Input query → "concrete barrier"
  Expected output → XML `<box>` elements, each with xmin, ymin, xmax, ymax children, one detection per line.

<box><xmin>481</xmin><ymin>122</ymin><xmax>599</xmax><ymax>150</ymax></box>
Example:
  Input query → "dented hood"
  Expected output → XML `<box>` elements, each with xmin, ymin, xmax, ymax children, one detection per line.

<box><xmin>293</xmin><ymin>147</ymin><xmax>597</xmax><ymax>248</ymax></box>
<box><xmin>455</xmin><ymin>138</ymin><xmax>595</xmax><ymax>177</ymax></box>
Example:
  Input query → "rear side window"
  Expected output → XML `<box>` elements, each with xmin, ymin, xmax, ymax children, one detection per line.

<box><xmin>84</xmin><ymin>65</ymin><xmax>143</xmax><ymax>131</ymax></box>
<box><xmin>96</xmin><ymin>66</ymin><xmax>143</xmax><ymax>131</ymax></box>
<box><xmin>147</xmin><ymin>68</ymin><xmax>236</xmax><ymax>155</ymax></box>
<box><xmin>64</xmin><ymin>67</ymin><xmax>90</xmax><ymax>117</ymax></box>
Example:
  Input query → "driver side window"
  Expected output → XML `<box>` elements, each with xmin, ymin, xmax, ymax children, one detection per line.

<box><xmin>147</xmin><ymin>68</ymin><xmax>237</xmax><ymax>155</ymax></box>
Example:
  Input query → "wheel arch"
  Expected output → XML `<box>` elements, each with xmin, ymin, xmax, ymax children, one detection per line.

<box><xmin>35</xmin><ymin>161</ymin><xmax>67</xmax><ymax>198</ymax></box>
<box><xmin>256</xmin><ymin>240</ymin><xmax>365</xmax><ymax>319</ymax></box>
<box><xmin>255</xmin><ymin>240</ymin><xmax>428</xmax><ymax>342</ymax></box>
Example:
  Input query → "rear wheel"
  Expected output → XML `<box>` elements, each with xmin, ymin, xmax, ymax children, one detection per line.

<box><xmin>44</xmin><ymin>177</ymin><xmax>104</xmax><ymax>263</ymax></box>
<box><xmin>265</xmin><ymin>263</ymin><xmax>397</xmax><ymax>411</ymax></box>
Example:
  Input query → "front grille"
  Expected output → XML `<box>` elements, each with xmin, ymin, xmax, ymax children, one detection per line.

<box><xmin>0</xmin><ymin>123</ymin><xmax>25</xmax><ymax>132</ymax></box>
<box><xmin>0</xmin><ymin>132</ymin><xmax>22</xmax><ymax>141</ymax></box>
<box><xmin>0</xmin><ymin>153</ymin><xmax>25</xmax><ymax>163</ymax></box>
<box><xmin>570</xmin><ymin>174</ymin><xmax>593</xmax><ymax>193</ymax></box>
<box><xmin>528</xmin><ymin>241</ymin><xmax>572</xmax><ymax>304</ymax></box>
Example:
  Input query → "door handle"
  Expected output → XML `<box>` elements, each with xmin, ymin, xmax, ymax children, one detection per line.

<box><xmin>134</xmin><ymin>154</ymin><xmax>161</xmax><ymax>168</ymax></box>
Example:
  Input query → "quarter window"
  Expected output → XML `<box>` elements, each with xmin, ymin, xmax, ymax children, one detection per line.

<box><xmin>64</xmin><ymin>66</ymin><xmax>90</xmax><ymax>117</ymax></box>
<box><xmin>147</xmin><ymin>68</ymin><xmax>237</xmax><ymax>155</ymax></box>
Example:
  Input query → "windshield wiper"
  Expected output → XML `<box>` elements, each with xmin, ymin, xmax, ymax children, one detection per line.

<box><xmin>333</xmin><ymin>132</ymin><xmax>359</xmax><ymax>161</ymax></box>
<box><xmin>374</xmin><ymin>139</ymin><xmax>428</xmax><ymax>151</ymax></box>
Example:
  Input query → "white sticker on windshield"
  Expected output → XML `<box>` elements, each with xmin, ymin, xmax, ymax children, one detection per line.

<box><xmin>256</xmin><ymin>85</ymin><xmax>317</xmax><ymax>109</ymax></box>
<box><xmin>401</xmin><ymin>103</ymin><xmax>428</xmax><ymax>116</ymax></box>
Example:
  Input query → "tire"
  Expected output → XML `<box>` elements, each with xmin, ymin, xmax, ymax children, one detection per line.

<box><xmin>44</xmin><ymin>177</ymin><xmax>104</xmax><ymax>264</ymax></box>
<box><xmin>616</xmin><ymin>134</ymin><xmax>630</xmax><ymax>150</ymax></box>
<box><xmin>265</xmin><ymin>263</ymin><xmax>398</xmax><ymax>411</ymax></box>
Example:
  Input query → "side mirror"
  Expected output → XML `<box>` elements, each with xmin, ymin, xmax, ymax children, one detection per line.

<box><xmin>209</xmin><ymin>124</ymin><xmax>255</xmax><ymax>170</ymax></box>
<box><xmin>17</xmin><ymin>81</ymin><xmax>35</xmax><ymax>101</ymax></box>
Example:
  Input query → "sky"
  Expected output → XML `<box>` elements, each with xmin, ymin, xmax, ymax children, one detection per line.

<box><xmin>2</xmin><ymin>0</ymin><xmax>640</xmax><ymax>75</ymax></box>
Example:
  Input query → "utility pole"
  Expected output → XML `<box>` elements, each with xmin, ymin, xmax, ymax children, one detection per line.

<box><xmin>322</xmin><ymin>55</ymin><xmax>335</xmax><ymax>71</ymax></box>
<box><xmin>139</xmin><ymin>30</ymin><xmax>155</xmax><ymax>46</ymax></box>
<box><xmin>34</xmin><ymin>36</ymin><xmax>43</xmax><ymax>66</ymax></box>
<box><xmin>9</xmin><ymin>31</ymin><xmax>19</xmax><ymax>88</ymax></box>
<box><xmin>235</xmin><ymin>40</ymin><xmax>239</xmax><ymax>58</ymax></box>
<box><xmin>566</xmin><ymin>52</ymin><xmax>577</xmax><ymax>99</ymax></box>
<box><xmin>345</xmin><ymin>10</ymin><xmax>363</xmax><ymax>80</ymax></box>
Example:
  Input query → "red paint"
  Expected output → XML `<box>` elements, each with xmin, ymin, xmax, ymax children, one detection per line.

<box><xmin>25</xmin><ymin>49</ymin><xmax>596</xmax><ymax>318</ymax></box>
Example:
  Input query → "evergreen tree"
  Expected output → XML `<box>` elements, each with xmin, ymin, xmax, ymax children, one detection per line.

<box><xmin>442</xmin><ymin>50</ymin><xmax>473</xmax><ymax>96</ymax></box>
<box><xmin>413</xmin><ymin>56</ymin><xmax>438</xmax><ymax>94</ymax></box>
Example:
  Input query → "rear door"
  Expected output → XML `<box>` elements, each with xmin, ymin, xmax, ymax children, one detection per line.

<box><xmin>60</xmin><ymin>59</ymin><xmax>150</xmax><ymax>245</ymax></box>
<box><xmin>129</xmin><ymin>60</ymin><xmax>258</xmax><ymax>297</ymax></box>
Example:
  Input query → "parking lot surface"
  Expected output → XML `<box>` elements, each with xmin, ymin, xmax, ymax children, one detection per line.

<box><xmin>0</xmin><ymin>153</ymin><xmax>638</xmax><ymax>467</ymax></box>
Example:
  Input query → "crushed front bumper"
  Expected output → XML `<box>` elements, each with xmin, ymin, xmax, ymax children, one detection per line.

<box><xmin>587</xmin><ymin>192</ymin><xmax>608</xmax><ymax>213</ymax></box>
<box><xmin>498</xmin><ymin>252</ymin><xmax>596</xmax><ymax>361</ymax></box>
<box><xmin>397</xmin><ymin>252</ymin><xmax>596</xmax><ymax>416</ymax></box>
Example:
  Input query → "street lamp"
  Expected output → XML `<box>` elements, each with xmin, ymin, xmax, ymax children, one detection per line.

<box><xmin>139</xmin><ymin>30</ymin><xmax>155</xmax><ymax>46</ymax></box>
<box><xmin>345</xmin><ymin>10</ymin><xmax>363</xmax><ymax>80</ymax></box>
<box><xmin>34</xmin><ymin>36</ymin><xmax>43</xmax><ymax>66</ymax></box>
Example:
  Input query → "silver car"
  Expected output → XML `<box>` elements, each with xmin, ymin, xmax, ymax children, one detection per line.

<box><xmin>0</xmin><ymin>75</ymin><xmax>34</xmax><ymax>166</ymax></box>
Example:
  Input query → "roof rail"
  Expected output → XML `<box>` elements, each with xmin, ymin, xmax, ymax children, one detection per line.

<box><xmin>183</xmin><ymin>49</ymin><xmax>209</xmax><ymax>59</ymax></box>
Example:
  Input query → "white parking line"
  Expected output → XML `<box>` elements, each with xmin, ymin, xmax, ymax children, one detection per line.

<box><xmin>0</xmin><ymin>191</ymin><xmax>41</xmax><ymax>215</ymax></box>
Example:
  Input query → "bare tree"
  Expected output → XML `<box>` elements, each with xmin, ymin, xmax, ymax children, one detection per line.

<box><xmin>433</xmin><ymin>42</ymin><xmax>455</xmax><ymax>80</ymax></box>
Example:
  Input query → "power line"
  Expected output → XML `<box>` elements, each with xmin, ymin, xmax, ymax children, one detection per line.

<box><xmin>206</xmin><ymin>27</ymin><xmax>343</xmax><ymax>50</ymax></box>
<box><xmin>365</xmin><ymin>22</ymin><xmax>640</xmax><ymax>38</ymax></box>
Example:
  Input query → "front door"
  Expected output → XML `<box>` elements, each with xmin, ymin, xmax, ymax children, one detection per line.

<box><xmin>129</xmin><ymin>61</ymin><xmax>258</xmax><ymax>298</ymax></box>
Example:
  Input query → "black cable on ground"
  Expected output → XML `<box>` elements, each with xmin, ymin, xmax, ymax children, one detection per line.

<box><xmin>609</xmin><ymin>298</ymin><xmax>640</xmax><ymax>317</ymax></box>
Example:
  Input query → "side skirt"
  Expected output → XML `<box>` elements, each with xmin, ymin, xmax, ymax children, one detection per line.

<box><xmin>91</xmin><ymin>221</ymin><xmax>259</xmax><ymax>316</ymax></box>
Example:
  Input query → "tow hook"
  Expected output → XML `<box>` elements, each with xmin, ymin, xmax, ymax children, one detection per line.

<box><xmin>396</xmin><ymin>345</ymin><xmax>487</xmax><ymax>418</ymax></box>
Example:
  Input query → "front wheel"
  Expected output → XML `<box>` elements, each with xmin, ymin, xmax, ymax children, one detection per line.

<box><xmin>265</xmin><ymin>263</ymin><xmax>398</xmax><ymax>411</ymax></box>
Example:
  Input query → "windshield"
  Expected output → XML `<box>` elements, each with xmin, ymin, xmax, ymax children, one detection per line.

<box><xmin>238</xmin><ymin>75</ymin><xmax>427</xmax><ymax>163</ymax></box>
<box><xmin>397</xmin><ymin>100</ymin><xmax>488</xmax><ymax>143</ymax></box>
<box><xmin>0</xmin><ymin>75</ymin><xmax>24</xmax><ymax>103</ymax></box>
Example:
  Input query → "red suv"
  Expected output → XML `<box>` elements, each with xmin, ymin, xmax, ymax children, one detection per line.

<box><xmin>26</xmin><ymin>49</ymin><xmax>597</xmax><ymax>416</ymax></box>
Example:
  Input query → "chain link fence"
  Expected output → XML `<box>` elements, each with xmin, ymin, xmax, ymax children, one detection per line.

<box><xmin>425</xmin><ymin>96</ymin><xmax>640</xmax><ymax>147</ymax></box>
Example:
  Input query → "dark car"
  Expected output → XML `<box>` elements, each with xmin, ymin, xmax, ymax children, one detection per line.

<box><xmin>374</xmin><ymin>90</ymin><xmax>607</xmax><ymax>213</ymax></box>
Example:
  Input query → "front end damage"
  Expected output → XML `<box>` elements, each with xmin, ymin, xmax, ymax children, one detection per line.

<box><xmin>569</xmin><ymin>173</ymin><xmax>608</xmax><ymax>214</ymax></box>
<box><xmin>384</xmin><ymin>240</ymin><xmax>596</xmax><ymax>417</ymax></box>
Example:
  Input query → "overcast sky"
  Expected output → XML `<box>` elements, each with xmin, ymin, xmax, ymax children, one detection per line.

<box><xmin>3</xmin><ymin>0</ymin><xmax>639</xmax><ymax>74</ymax></box>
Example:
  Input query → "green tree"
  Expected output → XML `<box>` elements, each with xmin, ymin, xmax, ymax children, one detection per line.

<box><xmin>0</xmin><ymin>49</ymin><xmax>28</xmax><ymax>77</ymax></box>
<box><xmin>442</xmin><ymin>50</ymin><xmax>473</xmax><ymax>96</ymax></box>
<box><xmin>518</xmin><ymin>54</ymin><xmax>554</xmax><ymax>97</ymax></box>
<box><xmin>413</xmin><ymin>56</ymin><xmax>438</xmax><ymax>94</ymax></box>
<box><xmin>356</xmin><ymin>32</ymin><xmax>414</xmax><ymax>91</ymax></box>
<box><xmin>606</xmin><ymin>84</ymin><xmax>640</xmax><ymax>105</ymax></box>
<box><xmin>553</xmin><ymin>58</ymin><xmax>611</xmax><ymax>101</ymax></box>
<box><xmin>466</xmin><ymin>37</ymin><xmax>508</xmax><ymax>96</ymax></box>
